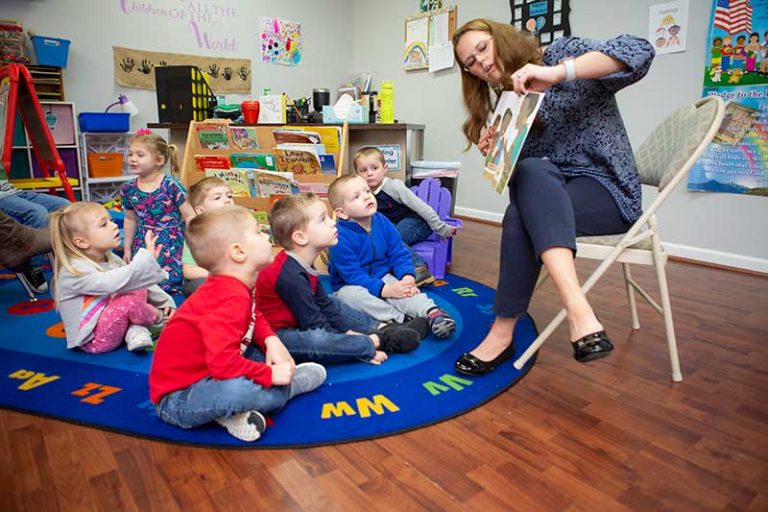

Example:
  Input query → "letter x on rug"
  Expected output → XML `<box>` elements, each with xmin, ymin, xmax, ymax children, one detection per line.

<box><xmin>0</xmin><ymin>269</ymin><xmax>538</xmax><ymax>448</ymax></box>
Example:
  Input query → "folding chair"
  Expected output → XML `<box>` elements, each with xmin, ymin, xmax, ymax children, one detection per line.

<box><xmin>514</xmin><ymin>96</ymin><xmax>726</xmax><ymax>382</ymax></box>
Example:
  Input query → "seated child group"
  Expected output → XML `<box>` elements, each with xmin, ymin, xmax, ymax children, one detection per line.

<box><xmin>47</xmin><ymin>132</ymin><xmax>458</xmax><ymax>442</ymax></box>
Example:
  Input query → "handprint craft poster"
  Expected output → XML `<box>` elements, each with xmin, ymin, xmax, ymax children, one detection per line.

<box><xmin>113</xmin><ymin>46</ymin><xmax>251</xmax><ymax>93</ymax></box>
<box><xmin>260</xmin><ymin>17</ymin><xmax>303</xmax><ymax>66</ymax></box>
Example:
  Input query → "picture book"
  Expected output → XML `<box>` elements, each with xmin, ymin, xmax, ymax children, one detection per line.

<box><xmin>253</xmin><ymin>169</ymin><xmax>299</xmax><ymax>197</ymax></box>
<box><xmin>250</xmin><ymin>210</ymin><xmax>274</xmax><ymax>245</ymax></box>
<box><xmin>195</xmin><ymin>123</ymin><xmax>229</xmax><ymax>150</ymax></box>
<box><xmin>272</xmin><ymin>129</ymin><xmax>322</xmax><ymax>145</ymax></box>
<box><xmin>275</xmin><ymin>148</ymin><xmax>323</xmax><ymax>175</ymax></box>
<box><xmin>318</xmin><ymin>154</ymin><xmax>337</xmax><ymax>175</ymax></box>
<box><xmin>193</xmin><ymin>155</ymin><xmax>230</xmax><ymax>172</ymax></box>
<box><xmin>230</xmin><ymin>126</ymin><xmax>260</xmax><ymax>150</ymax></box>
<box><xmin>204</xmin><ymin>169</ymin><xmax>256</xmax><ymax>197</ymax></box>
<box><xmin>281</xmin><ymin>126</ymin><xmax>342</xmax><ymax>156</ymax></box>
<box><xmin>297</xmin><ymin>181</ymin><xmax>330</xmax><ymax>197</ymax></box>
<box><xmin>230</xmin><ymin>153</ymin><xmax>277</xmax><ymax>171</ymax></box>
<box><xmin>483</xmin><ymin>91</ymin><xmax>544</xmax><ymax>194</ymax></box>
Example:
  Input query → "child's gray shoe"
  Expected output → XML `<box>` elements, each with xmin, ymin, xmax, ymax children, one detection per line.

<box><xmin>125</xmin><ymin>325</ymin><xmax>154</xmax><ymax>351</ymax></box>
<box><xmin>215</xmin><ymin>410</ymin><xmax>266</xmax><ymax>441</ymax></box>
<box><xmin>288</xmin><ymin>362</ymin><xmax>327</xmax><ymax>399</ymax></box>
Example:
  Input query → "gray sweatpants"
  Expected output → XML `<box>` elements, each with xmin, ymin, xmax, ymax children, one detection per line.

<box><xmin>334</xmin><ymin>273</ymin><xmax>436</xmax><ymax>322</ymax></box>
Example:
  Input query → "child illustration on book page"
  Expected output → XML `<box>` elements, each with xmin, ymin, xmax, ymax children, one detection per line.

<box><xmin>493</xmin><ymin>92</ymin><xmax>544</xmax><ymax>193</ymax></box>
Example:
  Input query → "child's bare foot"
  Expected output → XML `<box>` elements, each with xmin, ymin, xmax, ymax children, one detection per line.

<box><xmin>369</xmin><ymin>350</ymin><xmax>388</xmax><ymax>365</ymax></box>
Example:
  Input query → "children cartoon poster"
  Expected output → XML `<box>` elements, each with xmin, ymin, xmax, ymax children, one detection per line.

<box><xmin>687</xmin><ymin>0</ymin><xmax>768</xmax><ymax>196</ymax></box>
<box><xmin>260</xmin><ymin>17</ymin><xmax>302</xmax><ymax>66</ymax></box>
<box><xmin>649</xmin><ymin>0</ymin><xmax>689</xmax><ymax>55</ymax></box>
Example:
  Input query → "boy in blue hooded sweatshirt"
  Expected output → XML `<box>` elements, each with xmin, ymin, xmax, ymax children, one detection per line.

<box><xmin>327</xmin><ymin>175</ymin><xmax>455</xmax><ymax>339</ymax></box>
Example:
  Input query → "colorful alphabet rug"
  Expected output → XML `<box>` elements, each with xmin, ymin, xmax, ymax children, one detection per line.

<box><xmin>0</xmin><ymin>270</ymin><xmax>538</xmax><ymax>448</ymax></box>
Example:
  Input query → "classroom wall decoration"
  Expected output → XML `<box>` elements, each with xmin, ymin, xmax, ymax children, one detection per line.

<box><xmin>510</xmin><ymin>0</ymin><xmax>571</xmax><ymax>45</ymax></box>
<box><xmin>687</xmin><ymin>0</ymin><xmax>768</xmax><ymax>197</ymax></box>
<box><xmin>649</xmin><ymin>0</ymin><xmax>689</xmax><ymax>55</ymax></box>
<box><xmin>260</xmin><ymin>17</ymin><xmax>303</xmax><ymax>66</ymax></box>
<box><xmin>404</xmin><ymin>6</ymin><xmax>457</xmax><ymax>72</ymax></box>
<box><xmin>113</xmin><ymin>47</ymin><xmax>251</xmax><ymax>93</ymax></box>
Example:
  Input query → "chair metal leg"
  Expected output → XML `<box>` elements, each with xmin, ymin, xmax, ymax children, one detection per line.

<box><xmin>651</xmin><ymin>228</ymin><xmax>682</xmax><ymax>382</ymax></box>
<box><xmin>534</xmin><ymin>267</ymin><xmax>549</xmax><ymax>291</ymax></box>
<box><xmin>15</xmin><ymin>272</ymin><xmax>39</xmax><ymax>302</ymax></box>
<box><xmin>622</xmin><ymin>263</ymin><xmax>640</xmax><ymax>329</ymax></box>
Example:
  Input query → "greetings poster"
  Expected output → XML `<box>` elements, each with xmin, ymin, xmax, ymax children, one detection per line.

<box><xmin>687</xmin><ymin>0</ymin><xmax>768</xmax><ymax>196</ymax></box>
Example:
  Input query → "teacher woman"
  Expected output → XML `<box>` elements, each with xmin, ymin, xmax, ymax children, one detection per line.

<box><xmin>452</xmin><ymin>19</ymin><xmax>654</xmax><ymax>375</ymax></box>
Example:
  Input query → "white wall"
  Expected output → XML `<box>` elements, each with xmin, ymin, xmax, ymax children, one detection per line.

<box><xmin>350</xmin><ymin>0</ymin><xmax>768</xmax><ymax>273</ymax></box>
<box><xmin>2</xmin><ymin>0</ymin><xmax>766</xmax><ymax>271</ymax></box>
<box><xmin>2</xmin><ymin>0</ymin><xmax>353</xmax><ymax>130</ymax></box>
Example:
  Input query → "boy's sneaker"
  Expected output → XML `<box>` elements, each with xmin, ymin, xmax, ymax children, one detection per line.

<box><xmin>375</xmin><ymin>326</ymin><xmax>420</xmax><ymax>354</ymax></box>
<box><xmin>427</xmin><ymin>308</ymin><xmax>456</xmax><ymax>339</ymax></box>
<box><xmin>16</xmin><ymin>265</ymin><xmax>48</xmax><ymax>294</ymax></box>
<box><xmin>382</xmin><ymin>316</ymin><xmax>430</xmax><ymax>340</ymax></box>
<box><xmin>414</xmin><ymin>265</ymin><xmax>435</xmax><ymax>287</ymax></box>
<box><xmin>288</xmin><ymin>362</ymin><xmax>327</xmax><ymax>400</ymax></box>
<box><xmin>125</xmin><ymin>325</ymin><xmax>154</xmax><ymax>351</ymax></box>
<box><xmin>215</xmin><ymin>411</ymin><xmax>266</xmax><ymax>442</ymax></box>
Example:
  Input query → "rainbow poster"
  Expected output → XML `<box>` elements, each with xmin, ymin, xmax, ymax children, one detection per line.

<box><xmin>687</xmin><ymin>0</ymin><xmax>768</xmax><ymax>196</ymax></box>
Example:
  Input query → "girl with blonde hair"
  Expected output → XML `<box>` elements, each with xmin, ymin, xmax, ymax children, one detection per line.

<box><xmin>50</xmin><ymin>202</ymin><xmax>176</xmax><ymax>353</ymax></box>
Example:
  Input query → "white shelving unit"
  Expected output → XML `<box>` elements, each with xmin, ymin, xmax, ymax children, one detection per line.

<box><xmin>79</xmin><ymin>132</ymin><xmax>134</xmax><ymax>202</ymax></box>
<box><xmin>10</xmin><ymin>101</ymin><xmax>84</xmax><ymax>199</ymax></box>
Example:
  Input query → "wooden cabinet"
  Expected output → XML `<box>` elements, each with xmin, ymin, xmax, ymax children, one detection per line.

<box><xmin>27</xmin><ymin>65</ymin><xmax>65</xmax><ymax>101</ymax></box>
<box><xmin>9</xmin><ymin>101</ymin><xmax>82</xmax><ymax>198</ymax></box>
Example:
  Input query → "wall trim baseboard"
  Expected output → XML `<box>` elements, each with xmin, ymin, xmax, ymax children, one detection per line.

<box><xmin>454</xmin><ymin>207</ymin><xmax>768</xmax><ymax>275</ymax></box>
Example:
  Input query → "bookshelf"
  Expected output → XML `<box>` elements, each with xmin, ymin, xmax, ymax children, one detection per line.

<box><xmin>179</xmin><ymin>120</ymin><xmax>349</xmax><ymax>212</ymax></box>
<box><xmin>27</xmin><ymin>65</ymin><xmax>65</xmax><ymax>101</ymax></box>
<box><xmin>152</xmin><ymin>122</ymin><xmax>423</xmax><ymax>184</ymax></box>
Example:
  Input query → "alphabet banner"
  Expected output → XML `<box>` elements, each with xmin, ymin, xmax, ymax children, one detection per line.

<box><xmin>113</xmin><ymin>46</ymin><xmax>251</xmax><ymax>93</ymax></box>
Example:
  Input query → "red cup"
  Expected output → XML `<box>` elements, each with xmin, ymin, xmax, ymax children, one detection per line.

<box><xmin>241</xmin><ymin>100</ymin><xmax>260</xmax><ymax>124</ymax></box>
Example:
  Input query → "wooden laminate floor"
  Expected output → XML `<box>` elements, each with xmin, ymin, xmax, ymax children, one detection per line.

<box><xmin>2</xmin><ymin>220</ymin><xmax>766</xmax><ymax>511</ymax></box>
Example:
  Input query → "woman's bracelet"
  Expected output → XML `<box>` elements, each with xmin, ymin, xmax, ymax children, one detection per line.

<box><xmin>562</xmin><ymin>58</ymin><xmax>576</xmax><ymax>81</ymax></box>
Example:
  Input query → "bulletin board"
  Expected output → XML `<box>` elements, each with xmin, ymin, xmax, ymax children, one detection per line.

<box><xmin>403</xmin><ymin>5</ymin><xmax>457</xmax><ymax>72</ymax></box>
<box><xmin>510</xmin><ymin>0</ymin><xmax>571</xmax><ymax>45</ymax></box>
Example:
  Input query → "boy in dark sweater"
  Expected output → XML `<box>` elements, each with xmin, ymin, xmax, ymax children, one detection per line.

<box><xmin>255</xmin><ymin>193</ymin><xmax>428</xmax><ymax>366</ymax></box>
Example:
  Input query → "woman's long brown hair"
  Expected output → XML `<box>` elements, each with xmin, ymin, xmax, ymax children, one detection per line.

<box><xmin>452</xmin><ymin>19</ymin><xmax>541</xmax><ymax>148</ymax></box>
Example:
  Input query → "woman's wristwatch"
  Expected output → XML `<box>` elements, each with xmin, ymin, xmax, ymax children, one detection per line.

<box><xmin>562</xmin><ymin>58</ymin><xmax>576</xmax><ymax>82</ymax></box>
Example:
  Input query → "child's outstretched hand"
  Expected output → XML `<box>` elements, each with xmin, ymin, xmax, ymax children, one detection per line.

<box><xmin>122</xmin><ymin>248</ymin><xmax>132</xmax><ymax>264</ymax></box>
<box><xmin>400</xmin><ymin>276</ymin><xmax>419</xmax><ymax>297</ymax></box>
<box><xmin>270</xmin><ymin>361</ymin><xmax>296</xmax><ymax>386</ymax></box>
<box><xmin>144</xmin><ymin>230</ymin><xmax>163</xmax><ymax>259</ymax></box>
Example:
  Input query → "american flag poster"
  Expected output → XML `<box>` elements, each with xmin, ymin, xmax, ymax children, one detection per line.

<box><xmin>687</xmin><ymin>0</ymin><xmax>768</xmax><ymax>196</ymax></box>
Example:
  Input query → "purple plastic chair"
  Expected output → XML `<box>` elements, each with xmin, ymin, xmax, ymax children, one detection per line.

<box><xmin>409</xmin><ymin>178</ymin><xmax>463</xmax><ymax>279</ymax></box>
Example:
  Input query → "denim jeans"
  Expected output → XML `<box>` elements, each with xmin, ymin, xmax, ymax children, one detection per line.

<box><xmin>395</xmin><ymin>216</ymin><xmax>432</xmax><ymax>268</ymax></box>
<box><xmin>154</xmin><ymin>348</ymin><xmax>290</xmax><ymax>429</ymax></box>
<box><xmin>0</xmin><ymin>190</ymin><xmax>70</xmax><ymax>228</ymax></box>
<box><xmin>246</xmin><ymin>296</ymin><xmax>380</xmax><ymax>364</ymax></box>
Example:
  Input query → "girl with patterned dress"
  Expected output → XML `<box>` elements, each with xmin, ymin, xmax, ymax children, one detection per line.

<box><xmin>120</xmin><ymin>131</ymin><xmax>194</xmax><ymax>294</ymax></box>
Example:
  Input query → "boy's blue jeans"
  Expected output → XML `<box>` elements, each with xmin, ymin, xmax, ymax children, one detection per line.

<box><xmin>247</xmin><ymin>297</ymin><xmax>380</xmax><ymax>365</ymax></box>
<box><xmin>395</xmin><ymin>216</ymin><xmax>432</xmax><ymax>269</ymax></box>
<box><xmin>154</xmin><ymin>349</ymin><xmax>289</xmax><ymax>429</ymax></box>
<box><xmin>0</xmin><ymin>190</ymin><xmax>70</xmax><ymax>228</ymax></box>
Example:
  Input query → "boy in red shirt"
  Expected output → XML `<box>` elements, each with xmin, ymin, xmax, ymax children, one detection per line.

<box><xmin>150</xmin><ymin>206</ymin><xmax>326</xmax><ymax>442</ymax></box>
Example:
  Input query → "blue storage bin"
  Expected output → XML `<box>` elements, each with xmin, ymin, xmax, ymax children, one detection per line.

<box><xmin>78</xmin><ymin>112</ymin><xmax>130</xmax><ymax>132</ymax></box>
<box><xmin>32</xmin><ymin>36</ymin><xmax>70</xmax><ymax>68</ymax></box>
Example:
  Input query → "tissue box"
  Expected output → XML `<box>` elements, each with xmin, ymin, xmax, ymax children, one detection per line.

<box><xmin>322</xmin><ymin>104</ymin><xmax>369</xmax><ymax>124</ymax></box>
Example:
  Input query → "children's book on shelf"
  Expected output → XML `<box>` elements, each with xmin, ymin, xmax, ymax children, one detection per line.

<box><xmin>230</xmin><ymin>126</ymin><xmax>260</xmax><ymax>150</ymax></box>
<box><xmin>484</xmin><ymin>91</ymin><xmax>544</xmax><ymax>194</ymax></box>
<box><xmin>194</xmin><ymin>155</ymin><xmax>231</xmax><ymax>172</ymax></box>
<box><xmin>230</xmin><ymin>153</ymin><xmax>277</xmax><ymax>171</ymax></box>
<box><xmin>275</xmin><ymin>147</ymin><xmax>323</xmax><ymax>175</ymax></box>
<box><xmin>204</xmin><ymin>169</ymin><xmax>257</xmax><ymax>197</ymax></box>
<box><xmin>297</xmin><ymin>181</ymin><xmax>330</xmax><ymax>197</ymax></box>
<box><xmin>281</xmin><ymin>125</ymin><xmax>342</xmax><ymax>156</ymax></box>
<box><xmin>195</xmin><ymin>123</ymin><xmax>230</xmax><ymax>149</ymax></box>
<box><xmin>272</xmin><ymin>129</ymin><xmax>322</xmax><ymax>145</ymax></box>
<box><xmin>253</xmin><ymin>169</ymin><xmax>299</xmax><ymax>197</ymax></box>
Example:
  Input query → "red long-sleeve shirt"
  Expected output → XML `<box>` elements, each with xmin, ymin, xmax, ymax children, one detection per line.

<box><xmin>149</xmin><ymin>275</ymin><xmax>275</xmax><ymax>403</ymax></box>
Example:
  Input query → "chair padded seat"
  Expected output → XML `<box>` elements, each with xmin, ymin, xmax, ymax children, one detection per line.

<box><xmin>577</xmin><ymin>234</ymin><xmax>653</xmax><ymax>250</ymax></box>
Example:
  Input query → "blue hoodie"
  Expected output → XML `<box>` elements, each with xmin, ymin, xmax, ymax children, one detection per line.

<box><xmin>329</xmin><ymin>212</ymin><xmax>414</xmax><ymax>297</ymax></box>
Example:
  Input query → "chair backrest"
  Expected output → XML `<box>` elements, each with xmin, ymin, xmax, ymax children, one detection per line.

<box><xmin>411</xmin><ymin>178</ymin><xmax>452</xmax><ymax>221</ymax></box>
<box><xmin>634</xmin><ymin>97</ymin><xmax>725</xmax><ymax>192</ymax></box>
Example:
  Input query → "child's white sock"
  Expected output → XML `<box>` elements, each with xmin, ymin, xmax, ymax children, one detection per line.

<box><xmin>215</xmin><ymin>411</ymin><xmax>266</xmax><ymax>441</ymax></box>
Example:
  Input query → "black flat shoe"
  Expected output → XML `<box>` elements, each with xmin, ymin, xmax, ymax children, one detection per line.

<box><xmin>455</xmin><ymin>341</ymin><xmax>516</xmax><ymax>376</ymax></box>
<box><xmin>572</xmin><ymin>331</ymin><xmax>613</xmax><ymax>363</ymax></box>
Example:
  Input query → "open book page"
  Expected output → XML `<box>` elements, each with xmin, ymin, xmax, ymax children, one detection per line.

<box><xmin>483</xmin><ymin>91</ymin><xmax>544</xmax><ymax>194</ymax></box>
